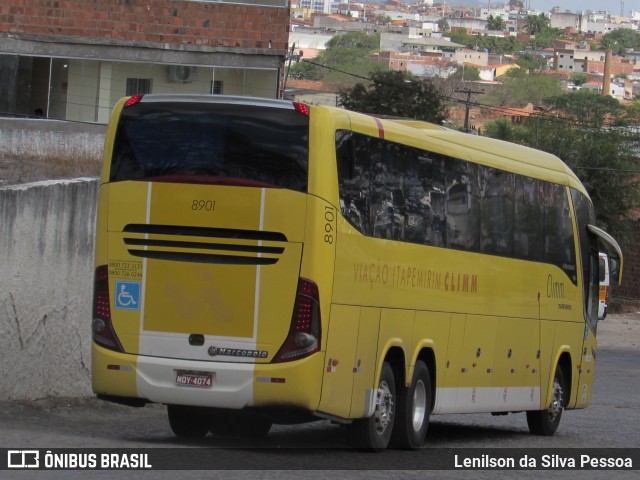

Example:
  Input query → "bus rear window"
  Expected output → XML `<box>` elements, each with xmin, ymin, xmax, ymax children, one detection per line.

<box><xmin>109</xmin><ymin>101</ymin><xmax>309</xmax><ymax>192</ymax></box>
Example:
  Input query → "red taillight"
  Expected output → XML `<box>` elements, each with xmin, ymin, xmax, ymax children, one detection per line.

<box><xmin>124</xmin><ymin>94</ymin><xmax>144</xmax><ymax>108</ymax></box>
<box><xmin>293</xmin><ymin>102</ymin><xmax>310</xmax><ymax>116</ymax></box>
<box><xmin>92</xmin><ymin>265</ymin><xmax>124</xmax><ymax>352</ymax></box>
<box><xmin>273</xmin><ymin>278</ymin><xmax>321</xmax><ymax>363</ymax></box>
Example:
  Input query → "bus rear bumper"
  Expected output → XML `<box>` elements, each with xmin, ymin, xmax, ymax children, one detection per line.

<box><xmin>92</xmin><ymin>344</ymin><xmax>325</xmax><ymax>411</ymax></box>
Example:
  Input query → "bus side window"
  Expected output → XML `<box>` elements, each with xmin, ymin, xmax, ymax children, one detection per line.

<box><xmin>445</xmin><ymin>159</ymin><xmax>480</xmax><ymax>251</ymax></box>
<box><xmin>336</xmin><ymin>130</ymin><xmax>371</xmax><ymax>235</ymax></box>
<box><xmin>514</xmin><ymin>176</ymin><xmax>542</xmax><ymax>260</ymax></box>
<box><xmin>545</xmin><ymin>184</ymin><xmax>576</xmax><ymax>281</ymax></box>
<box><xmin>423</xmin><ymin>156</ymin><xmax>446</xmax><ymax>247</ymax></box>
<box><xmin>479</xmin><ymin>167</ymin><xmax>514</xmax><ymax>256</ymax></box>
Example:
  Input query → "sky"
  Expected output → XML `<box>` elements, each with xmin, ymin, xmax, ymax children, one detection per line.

<box><xmin>520</xmin><ymin>0</ymin><xmax>633</xmax><ymax>15</ymax></box>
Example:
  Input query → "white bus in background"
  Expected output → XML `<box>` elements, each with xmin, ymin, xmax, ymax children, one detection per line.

<box><xmin>599</xmin><ymin>252</ymin><xmax>610</xmax><ymax>320</ymax></box>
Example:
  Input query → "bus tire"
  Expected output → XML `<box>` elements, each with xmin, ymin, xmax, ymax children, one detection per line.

<box><xmin>391</xmin><ymin>360</ymin><xmax>431</xmax><ymax>449</ymax></box>
<box><xmin>234</xmin><ymin>413</ymin><xmax>273</xmax><ymax>439</ymax></box>
<box><xmin>526</xmin><ymin>365</ymin><xmax>566</xmax><ymax>436</ymax></box>
<box><xmin>348</xmin><ymin>361</ymin><xmax>396</xmax><ymax>451</ymax></box>
<box><xmin>167</xmin><ymin>405</ymin><xmax>209</xmax><ymax>438</ymax></box>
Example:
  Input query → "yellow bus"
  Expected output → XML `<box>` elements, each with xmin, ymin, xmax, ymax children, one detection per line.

<box><xmin>92</xmin><ymin>94</ymin><xmax>623</xmax><ymax>450</ymax></box>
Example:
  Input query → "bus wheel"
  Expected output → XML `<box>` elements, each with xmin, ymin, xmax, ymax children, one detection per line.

<box><xmin>234</xmin><ymin>413</ymin><xmax>273</xmax><ymax>439</ymax></box>
<box><xmin>526</xmin><ymin>366</ymin><xmax>565</xmax><ymax>436</ymax></box>
<box><xmin>348</xmin><ymin>361</ymin><xmax>396</xmax><ymax>451</ymax></box>
<box><xmin>167</xmin><ymin>405</ymin><xmax>209</xmax><ymax>438</ymax></box>
<box><xmin>392</xmin><ymin>360</ymin><xmax>431</xmax><ymax>449</ymax></box>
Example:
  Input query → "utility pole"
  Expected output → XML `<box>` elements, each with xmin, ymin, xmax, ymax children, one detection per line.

<box><xmin>455</xmin><ymin>87</ymin><xmax>483</xmax><ymax>132</ymax></box>
<box><xmin>282</xmin><ymin>42</ymin><xmax>297</xmax><ymax>98</ymax></box>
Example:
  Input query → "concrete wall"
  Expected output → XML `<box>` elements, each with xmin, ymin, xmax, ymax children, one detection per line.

<box><xmin>0</xmin><ymin>178</ymin><xmax>98</xmax><ymax>400</ymax></box>
<box><xmin>0</xmin><ymin>118</ymin><xmax>105</xmax><ymax>162</ymax></box>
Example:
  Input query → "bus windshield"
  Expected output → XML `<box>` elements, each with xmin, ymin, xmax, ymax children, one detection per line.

<box><xmin>109</xmin><ymin>101</ymin><xmax>309</xmax><ymax>192</ymax></box>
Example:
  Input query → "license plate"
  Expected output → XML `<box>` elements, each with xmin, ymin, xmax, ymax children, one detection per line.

<box><xmin>175</xmin><ymin>370</ymin><xmax>214</xmax><ymax>388</ymax></box>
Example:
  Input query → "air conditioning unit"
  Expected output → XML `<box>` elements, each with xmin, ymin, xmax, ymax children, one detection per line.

<box><xmin>167</xmin><ymin>65</ymin><xmax>197</xmax><ymax>83</ymax></box>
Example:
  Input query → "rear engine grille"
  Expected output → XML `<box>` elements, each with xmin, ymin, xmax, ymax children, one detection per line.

<box><xmin>122</xmin><ymin>224</ymin><xmax>287</xmax><ymax>265</ymax></box>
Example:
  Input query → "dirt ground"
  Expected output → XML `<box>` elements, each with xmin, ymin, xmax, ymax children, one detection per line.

<box><xmin>596</xmin><ymin>312</ymin><xmax>640</xmax><ymax>348</ymax></box>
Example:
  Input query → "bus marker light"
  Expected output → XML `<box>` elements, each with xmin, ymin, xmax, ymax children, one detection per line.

<box><xmin>256</xmin><ymin>377</ymin><xmax>286</xmax><ymax>383</ymax></box>
<box><xmin>107</xmin><ymin>364</ymin><xmax>132</xmax><ymax>371</ymax></box>
<box><xmin>293</xmin><ymin>102</ymin><xmax>309</xmax><ymax>116</ymax></box>
<box><xmin>125</xmin><ymin>94</ymin><xmax>144</xmax><ymax>107</ymax></box>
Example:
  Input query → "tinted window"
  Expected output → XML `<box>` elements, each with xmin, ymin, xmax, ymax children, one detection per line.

<box><xmin>110</xmin><ymin>101</ymin><xmax>309</xmax><ymax>192</ymax></box>
<box><xmin>572</xmin><ymin>188</ymin><xmax>599</xmax><ymax>329</ymax></box>
<box><xmin>446</xmin><ymin>159</ymin><xmax>480</xmax><ymax>251</ymax></box>
<box><xmin>336</xmin><ymin>130</ymin><xmax>371</xmax><ymax>234</ymax></box>
<box><xmin>335</xmin><ymin>130</ymin><xmax>576</xmax><ymax>280</ymax></box>
<box><xmin>514</xmin><ymin>176</ymin><xmax>543</xmax><ymax>260</ymax></box>
<box><xmin>544</xmin><ymin>183</ymin><xmax>576</xmax><ymax>278</ymax></box>
<box><xmin>480</xmin><ymin>167</ymin><xmax>514</xmax><ymax>255</ymax></box>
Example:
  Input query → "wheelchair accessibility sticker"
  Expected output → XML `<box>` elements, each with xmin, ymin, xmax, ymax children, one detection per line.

<box><xmin>115</xmin><ymin>281</ymin><xmax>140</xmax><ymax>310</ymax></box>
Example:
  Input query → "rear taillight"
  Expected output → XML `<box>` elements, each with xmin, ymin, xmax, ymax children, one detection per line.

<box><xmin>293</xmin><ymin>102</ymin><xmax>310</xmax><ymax>116</ymax></box>
<box><xmin>92</xmin><ymin>265</ymin><xmax>124</xmax><ymax>352</ymax></box>
<box><xmin>124</xmin><ymin>94</ymin><xmax>144</xmax><ymax>107</ymax></box>
<box><xmin>273</xmin><ymin>278</ymin><xmax>321</xmax><ymax>363</ymax></box>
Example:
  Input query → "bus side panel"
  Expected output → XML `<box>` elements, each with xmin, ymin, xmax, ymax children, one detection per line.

<box><xmin>411</xmin><ymin>311</ymin><xmax>451</xmax><ymax>411</ymax></box>
<box><xmin>491</xmin><ymin>317</ymin><xmax>541</xmax><ymax>411</ymax></box>
<box><xmin>350</xmin><ymin>307</ymin><xmax>381</xmax><ymax>418</ymax></box>
<box><xmin>454</xmin><ymin>314</ymin><xmax>498</xmax><ymax>412</ymax></box>
<box><xmin>378</xmin><ymin>308</ymin><xmax>414</xmax><ymax>379</ymax></box>
<box><xmin>318</xmin><ymin>305</ymin><xmax>360</xmax><ymax>418</ymax></box>
<box><xmin>251</xmin><ymin>355</ymin><xmax>325</xmax><ymax>411</ymax></box>
<box><xmin>433</xmin><ymin>313</ymin><xmax>466</xmax><ymax>414</ymax></box>
<box><xmin>540</xmin><ymin>320</ymin><xmax>583</xmax><ymax>409</ymax></box>
<box><xmin>575</xmin><ymin>327</ymin><xmax>596</xmax><ymax>408</ymax></box>
<box><xmin>317</xmin><ymin>308</ymin><xmax>382</xmax><ymax>421</ymax></box>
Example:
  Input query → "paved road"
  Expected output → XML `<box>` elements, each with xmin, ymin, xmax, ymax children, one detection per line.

<box><xmin>1</xmin><ymin>342</ymin><xmax>638</xmax><ymax>479</ymax></box>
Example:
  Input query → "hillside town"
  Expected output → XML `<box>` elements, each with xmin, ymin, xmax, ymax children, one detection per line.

<box><xmin>287</xmin><ymin>1</ymin><xmax>640</xmax><ymax>127</ymax></box>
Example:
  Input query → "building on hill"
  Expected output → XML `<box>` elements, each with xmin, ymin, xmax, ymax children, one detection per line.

<box><xmin>0</xmin><ymin>0</ymin><xmax>290</xmax><ymax>123</ymax></box>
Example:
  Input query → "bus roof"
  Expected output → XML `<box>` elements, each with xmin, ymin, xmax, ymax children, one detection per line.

<box><xmin>328</xmin><ymin>107</ymin><xmax>588</xmax><ymax>198</ymax></box>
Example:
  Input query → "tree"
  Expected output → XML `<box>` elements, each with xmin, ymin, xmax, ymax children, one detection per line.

<box><xmin>448</xmin><ymin>28</ymin><xmax>476</xmax><ymax>49</ymax></box>
<box><xmin>571</xmin><ymin>72</ymin><xmax>587</xmax><ymax>86</ymax></box>
<box><xmin>516</xmin><ymin>52</ymin><xmax>548</xmax><ymax>73</ymax></box>
<box><xmin>338</xmin><ymin>70</ymin><xmax>448</xmax><ymax>123</ymax></box>
<box><xmin>524</xmin><ymin>13</ymin><xmax>550</xmax><ymax>35</ymax></box>
<box><xmin>483</xmin><ymin>117</ymin><xmax>521</xmax><ymax>142</ymax></box>
<box><xmin>325</xmin><ymin>31</ymin><xmax>379</xmax><ymax>50</ymax></box>
<box><xmin>601</xmin><ymin>28</ymin><xmax>640</xmax><ymax>54</ymax></box>
<box><xmin>486</xmin><ymin>15</ymin><xmax>507</xmax><ymax>31</ymax></box>
<box><xmin>438</xmin><ymin>17</ymin><xmax>450</xmax><ymax>32</ymax></box>
<box><xmin>448</xmin><ymin>65</ymin><xmax>480</xmax><ymax>81</ymax></box>
<box><xmin>476</xmin><ymin>35</ymin><xmax>523</xmax><ymax>54</ymax></box>
<box><xmin>485</xmin><ymin>71</ymin><xmax>563</xmax><ymax>107</ymax></box>
<box><xmin>375</xmin><ymin>15</ymin><xmax>391</xmax><ymax>25</ymax></box>
<box><xmin>529</xmin><ymin>27</ymin><xmax>562</xmax><ymax>49</ymax></box>
<box><xmin>485</xmin><ymin>90</ymin><xmax>640</xmax><ymax>239</ymax></box>
<box><xmin>288</xmin><ymin>32</ymin><xmax>384</xmax><ymax>86</ymax></box>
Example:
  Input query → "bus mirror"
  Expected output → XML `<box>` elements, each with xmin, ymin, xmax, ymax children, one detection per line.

<box><xmin>599</xmin><ymin>256</ymin><xmax>606</xmax><ymax>283</ymax></box>
<box><xmin>609</xmin><ymin>257</ymin><xmax>621</xmax><ymax>286</ymax></box>
<box><xmin>587</xmin><ymin>225</ymin><xmax>623</xmax><ymax>286</ymax></box>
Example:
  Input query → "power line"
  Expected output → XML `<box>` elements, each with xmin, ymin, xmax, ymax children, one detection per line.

<box><xmin>300</xmin><ymin>59</ymin><xmax>640</xmax><ymax>132</ymax></box>
<box><xmin>572</xmin><ymin>166</ymin><xmax>640</xmax><ymax>173</ymax></box>
<box><xmin>455</xmin><ymin>87</ymin><xmax>483</xmax><ymax>131</ymax></box>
